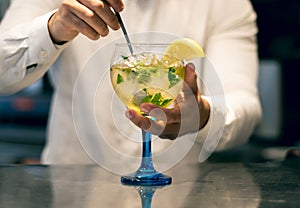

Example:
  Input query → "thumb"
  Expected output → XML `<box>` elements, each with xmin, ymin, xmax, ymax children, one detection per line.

<box><xmin>183</xmin><ymin>63</ymin><xmax>198</xmax><ymax>95</ymax></box>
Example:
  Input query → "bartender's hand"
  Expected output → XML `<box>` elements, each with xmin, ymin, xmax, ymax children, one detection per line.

<box><xmin>126</xmin><ymin>63</ymin><xmax>211</xmax><ymax>140</ymax></box>
<box><xmin>48</xmin><ymin>0</ymin><xmax>124</xmax><ymax>44</ymax></box>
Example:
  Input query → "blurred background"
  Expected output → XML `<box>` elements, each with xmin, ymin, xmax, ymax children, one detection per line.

<box><xmin>0</xmin><ymin>0</ymin><xmax>53</xmax><ymax>163</ymax></box>
<box><xmin>0</xmin><ymin>0</ymin><xmax>299</xmax><ymax>164</ymax></box>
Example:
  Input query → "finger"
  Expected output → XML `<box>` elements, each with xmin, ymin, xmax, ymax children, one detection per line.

<box><xmin>140</xmin><ymin>103</ymin><xmax>181</xmax><ymax>123</ymax></box>
<box><xmin>106</xmin><ymin>0</ymin><xmax>125</xmax><ymax>12</ymax></box>
<box><xmin>125</xmin><ymin>109</ymin><xmax>165</xmax><ymax>136</ymax></box>
<box><xmin>125</xmin><ymin>109</ymin><xmax>151</xmax><ymax>131</ymax></box>
<box><xmin>67</xmin><ymin>13</ymin><xmax>101</xmax><ymax>40</ymax></box>
<box><xmin>70</xmin><ymin>1</ymin><xmax>111</xmax><ymax>37</ymax></box>
<box><xmin>141</xmin><ymin>104</ymin><xmax>181</xmax><ymax>140</ymax></box>
<box><xmin>60</xmin><ymin>0</ymin><xmax>107</xmax><ymax>38</ymax></box>
<box><xmin>183</xmin><ymin>63</ymin><xmax>198</xmax><ymax>95</ymax></box>
<box><xmin>56</xmin><ymin>1</ymin><xmax>100</xmax><ymax>40</ymax></box>
<box><xmin>159</xmin><ymin>123</ymin><xmax>181</xmax><ymax>140</ymax></box>
<box><xmin>79</xmin><ymin>0</ymin><xmax>120</xmax><ymax>31</ymax></box>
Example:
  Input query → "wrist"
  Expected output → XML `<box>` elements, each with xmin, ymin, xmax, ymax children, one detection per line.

<box><xmin>199</xmin><ymin>97</ymin><xmax>210</xmax><ymax>130</ymax></box>
<box><xmin>47</xmin><ymin>12</ymin><xmax>77</xmax><ymax>45</ymax></box>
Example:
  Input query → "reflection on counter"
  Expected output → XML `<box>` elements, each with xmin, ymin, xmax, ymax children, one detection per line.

<box><xmin>123</xmin><ymin>185</ymin><xmax>168</xmax><ymax>208</ymax></box>
<box><xmin>0</xmin><ymin>144</ymin><xmax>299</xmax><ymax>208</ymax></box>
<box><xmin>0</xmin><ymin>164</ymin><xmax>260</xmax><ymax>208</ymax></box>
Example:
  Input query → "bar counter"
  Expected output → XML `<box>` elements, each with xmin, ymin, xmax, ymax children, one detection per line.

<box><xmin>0</xmin><ymin>145</ymin><xmax>299</xmax><ymax>208</ymax></box>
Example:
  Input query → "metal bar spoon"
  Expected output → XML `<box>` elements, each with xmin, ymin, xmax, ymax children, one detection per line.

<box><xmin>114</xmin><ymin>11</ymin><xmax>133</xmax><ymax>54</ymax></box>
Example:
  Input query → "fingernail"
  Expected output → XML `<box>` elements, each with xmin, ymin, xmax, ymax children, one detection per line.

<box><xmin>125</xmin><ymin>110</ymin><xmax>133</xmax><ymax>119</ymax></box>
<box><xmin>186</xmin><ymin>63</ymin><xmax>195</xmax><ymax>71</ymax></box>
<box><xmin>140</xmin><ymin>106</ymin><xmax>150</xmax><ymax>114</ymax></box>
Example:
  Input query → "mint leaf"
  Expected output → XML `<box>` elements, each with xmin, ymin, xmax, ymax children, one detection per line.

<box><xmin>150</xmin><ymin>93</ymin><xmax>162</xmax><ymax>105</ymax></box>
<box><xmin>142</xmin><ymin>95</ymin><xmax>152</xmax><ymax>103</ymax></box>
<box><xmin>121</xmin><ymin>55</ymin><xmax>128</xmax><ymax>60</ymax></box>
<box><xmin>168</xmin><ymin>67</ymin><xmax>179</xmax><ymax>88</ymax></box>
<box><xmin>161</xmin><ymin>98</ymin><xmax>173</xmax><ymax>107</ymax></box>
<box><xmin>169</xmin><ymin>67</ymin><xmax>176</xmax><ymax>73</ymax></box>
<box><xmin>140</xmin><ymin>89</ymin><xmax>173</xmax><ymax>107</ymax></box>
<box><xmin>117</xmin><ymin>74</ymin><xmax>124</xmax><ymax>84</ymax></box>
<box><xmin>137</xmin><ymin>69</ymin><xmax>151</xmax><ymax>84</ymax></box>
<box><xmin>149</xmin><ymin>67</ymin><xmax>158</xmax><ymax>73</ymax></box>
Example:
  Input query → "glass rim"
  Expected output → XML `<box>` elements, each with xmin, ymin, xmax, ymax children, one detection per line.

<box><xmin>115</xmin><ymin>42</ymin><xmax>170</xmax><ymax>47</ymax></box>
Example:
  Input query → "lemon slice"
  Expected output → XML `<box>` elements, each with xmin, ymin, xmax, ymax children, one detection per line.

<box><xmin>164</xmin><ymin>38</ymin><xmax>205</xmax><ymax>61</ymax></box>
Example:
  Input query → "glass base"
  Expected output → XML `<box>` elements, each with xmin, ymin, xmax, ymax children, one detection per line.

<box><xmin>121</xmin><ymin>172</ymin><xmax>172</xmax><ymax>186</ymax></box>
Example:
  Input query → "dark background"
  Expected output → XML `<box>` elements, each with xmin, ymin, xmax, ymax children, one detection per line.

<box><xmin>0</xmin><ymin>0</ymin><xmax>299</xmax><ymax>163</ymax></box>
<box><xmin>252</xmin><ymin>0</ymin><xmax>300</xmax><ymax>146</ymax></box>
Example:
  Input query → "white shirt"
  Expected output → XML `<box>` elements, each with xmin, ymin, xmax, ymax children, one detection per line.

<box><xmin>0</xmin><ymin>0</ymin><xmax>261</xmax><ymax>168</ymax></box>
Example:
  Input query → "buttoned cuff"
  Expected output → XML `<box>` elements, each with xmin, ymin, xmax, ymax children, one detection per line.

<box><xmin>26</xmin><ymin>10</ymin><xmax>69</xmax><ymax>72</ymax></box>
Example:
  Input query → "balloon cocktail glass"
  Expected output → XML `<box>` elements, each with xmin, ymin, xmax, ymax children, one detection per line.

<box><xmin>110</xmin><ymin>43</ymin><xmax>185</xmax><ymax>185</ymax></box>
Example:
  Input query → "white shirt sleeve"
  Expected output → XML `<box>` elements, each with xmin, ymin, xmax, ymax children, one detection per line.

<box><xmin>0</xmin><ymin>9</ymin><xmax>67</xmax><ymax>94</ymax></box>
<box><xmin>196</xmin><ymin>0</ymin><xmax>262</xmax><ymax>161</ymax></box>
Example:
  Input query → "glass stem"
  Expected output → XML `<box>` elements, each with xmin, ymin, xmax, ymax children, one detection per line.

<box><xmin>139</xmin><ymin>130</ymin><xmax>155</xmax><ymax>173</ymax></box>
<box><xmin>141</xmin><ymin>193</ymin><xmax>153</xmax><ymax>208</ymax></box>
<box><xmin>137</xmin><ymin>187</ymin><xmax>155</xmax><ymax>208</ymax></box>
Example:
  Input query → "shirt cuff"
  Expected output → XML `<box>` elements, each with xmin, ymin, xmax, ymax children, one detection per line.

<box><xmin>196</xmin><ymin>95</ymin><xmax>212</xmax><ymax>142</ymax></box>
<box><xmin>27</xmin><ymin>10</ymin><xmax>68</xmax><ymax>69</ymax></box>
<box><xmin>196</xmin><ymin>94</ymin><xmax>227</xmax><ymax>162</ymax></box>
